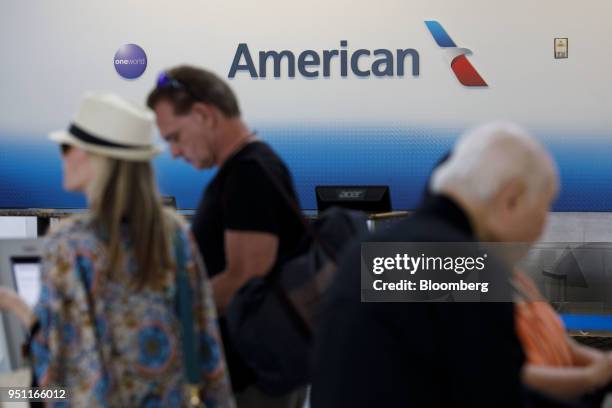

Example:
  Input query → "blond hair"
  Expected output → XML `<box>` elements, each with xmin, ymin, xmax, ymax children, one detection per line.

<box><xmin>87</xmin><ymin>155</ymin><xmax>177</xmax><ymax>289</ymax></box>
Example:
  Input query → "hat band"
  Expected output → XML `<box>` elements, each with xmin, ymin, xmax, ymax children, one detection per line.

<box><xmin>69</xmin><ymin>123</ymin><xmax>150</xmax><ymax>150</ymax></box>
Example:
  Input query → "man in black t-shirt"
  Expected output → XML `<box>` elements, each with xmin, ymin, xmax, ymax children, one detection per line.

<box><xmin>147</xmin><ymin>65</ymin><xmax>305</xmax><ymax>408</ymax></box>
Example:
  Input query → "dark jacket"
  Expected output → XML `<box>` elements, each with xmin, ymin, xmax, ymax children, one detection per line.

<box><xmin>311</xmin><ymin>195</ymin><xmax>525</xmax><ymax>407</ymax></box>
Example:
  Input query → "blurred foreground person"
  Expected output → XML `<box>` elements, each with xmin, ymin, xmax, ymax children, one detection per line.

<box><xmin>312</xmin><ymin>122</ymin><xmax>559</xmax><ymax>408</ymax></box>
<box><xmin>0</xmin><ymin>93</ymin><xmax>234</xmax><ymax>407</ymax></box>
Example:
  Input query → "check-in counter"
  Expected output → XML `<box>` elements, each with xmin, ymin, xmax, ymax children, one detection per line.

<box><xmin>0</xmin><ymin>209</ymin><xmax>412</xmax><ymax>237</ymax></box>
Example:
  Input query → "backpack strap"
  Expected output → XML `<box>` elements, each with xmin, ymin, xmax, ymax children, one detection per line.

<box><xmin>75</xmin><ymin>256</ymin><xmax>127</xmax><ymax>407</ymax></box>
<box><xmin>248</xmin><ymin>156</ymin><xmax>339</xmax><ymax>262</ymax></box>
<box><xmin>172</xmin><ymin>227</ymin><xmax>206</xmax><ymax>407</ymax></box>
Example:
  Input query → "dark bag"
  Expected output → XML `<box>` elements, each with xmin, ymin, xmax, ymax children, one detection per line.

<box><xmin>225</xmin><ymin>159</ymin><xmax>368</xmax><ymax>395</ymax></box>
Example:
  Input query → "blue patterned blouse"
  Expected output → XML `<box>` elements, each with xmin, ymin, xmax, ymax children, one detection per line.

<box><xmin>30</xmin><ymin>216</ymin><xmax>235</xmax><ymax>407</ymax></box>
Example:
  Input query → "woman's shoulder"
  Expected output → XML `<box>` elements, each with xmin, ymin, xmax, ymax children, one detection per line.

<box><xmin>43</xmin><ymin>215</ymin><xmax>99</xmax><ymax>254</ymax></box>
<box><xmin>47</xmin><ymin>215</ymin><xmax>95</xmax><ymax>238</ymax></box>
<box><xmin>37</xmin><ymin>217</ymin><xmax>101</xmax><ymax>291</ymax></box>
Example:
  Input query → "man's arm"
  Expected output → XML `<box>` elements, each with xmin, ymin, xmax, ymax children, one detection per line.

<box><xmin>0</xmin><ymin>287</ymin><xmax>35</xmax><ymax>327</ymax></box>
<box><xmin>212</xmin><ymin>229</ymin><xmax>279</xmax><ymax>315</ymax></box>
<box><xmin>567</xmin><ymin>336</ymin><xmax>605</xmax><ymax>366</ymax></box>
<box><xmin>522</xmin><ymin>359</ymin><xmax>612</xmax><ymax>400</ymax></box>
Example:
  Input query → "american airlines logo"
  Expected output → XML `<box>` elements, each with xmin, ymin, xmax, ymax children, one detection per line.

<box><xmin>228</xmin><ymin>21</ymin><xmax>486</xmax><ymax>87</ymax></box>
<box><xmin>424</xmin><ymin>21</ymin><xmax>487</xmax><ymax>87</ymax></box>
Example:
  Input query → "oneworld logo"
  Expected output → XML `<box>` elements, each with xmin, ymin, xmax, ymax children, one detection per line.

<box><xmin>228</xmin><ymin>20</ymin><xmax>486</xmax><ymax>87</ymax></box>
<box><xmin>114</xmin><ymin>44</ymin><xmax>147</xmax><ymax>80</ymax></box>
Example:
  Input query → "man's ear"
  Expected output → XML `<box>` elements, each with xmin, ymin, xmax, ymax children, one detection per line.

<box><xmin>494</xmin><ymin>178</ymin><xmax>527</xmax><ymax>214</ymax></box>
<box><xmin>191</xmin><ymin>102</ymin><xmax>217</xmax><ymax>127</ymax></box>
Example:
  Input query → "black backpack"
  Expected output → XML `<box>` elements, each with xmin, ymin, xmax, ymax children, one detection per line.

<box><xmin>225</xmin><ymin>160</ymin><xmax>368</xmax><ymax>396</ymax></box>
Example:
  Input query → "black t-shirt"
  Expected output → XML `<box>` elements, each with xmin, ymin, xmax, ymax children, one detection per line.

<box><xmin>191</xmin><ymin>141</ymin><xmax>304</xmax><ymax>391</ymax></box>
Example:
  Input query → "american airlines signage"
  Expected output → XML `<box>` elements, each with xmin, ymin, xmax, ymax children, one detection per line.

<box><xmin>228</xmin><ymin>21</ymin><xmax>487</xmax><ymax>87</ymax></box>
<box><xmin>228</xmin><ymin>41</ymin><xmax>419</xmax><ymax>79</ymax></box>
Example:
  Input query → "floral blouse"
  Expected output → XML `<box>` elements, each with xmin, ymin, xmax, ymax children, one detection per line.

<box><xmin>30</xmin><ymin>216</ymin><xmax>235</xmax><ymax>407</ymax></box>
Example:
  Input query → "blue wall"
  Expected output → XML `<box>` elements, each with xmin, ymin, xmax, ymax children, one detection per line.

<box><xmin>1</xmin><ymin>125</ymin><xmax>611</xmax><ymax>211</ymax></box>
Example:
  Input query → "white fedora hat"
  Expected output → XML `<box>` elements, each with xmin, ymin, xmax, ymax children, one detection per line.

<box><xmin>49</xmin><ymin>92</ymin><xmax>162</xmax><ymax>161</ymax></box>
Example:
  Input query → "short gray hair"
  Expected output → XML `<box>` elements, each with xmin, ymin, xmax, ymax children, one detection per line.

<box><xmin>430</xmin><ymin>122</ymin><xmax>557</xmax><ymax>201</ymax></box>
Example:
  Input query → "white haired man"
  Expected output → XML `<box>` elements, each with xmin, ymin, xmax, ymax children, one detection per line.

<box><xmin>311</xmin><ymin>122</ymin><xmax>559</xmax><ymax>407</ymax></box>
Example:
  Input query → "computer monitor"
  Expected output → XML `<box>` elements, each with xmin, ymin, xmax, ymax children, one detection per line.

<box><xmin>11</xmin><ymin>256</ymin><xmax>41</xmax><ymax>308</ymax></box>
<box><xmin>315</xmin><ymin>185</ymin><xmax>392</xmax><ymax>213</ymax></box>
<box><xmin>0</xmin><ymin>238</ymin><xmax>42</xmax><ymax>371</ymax></box>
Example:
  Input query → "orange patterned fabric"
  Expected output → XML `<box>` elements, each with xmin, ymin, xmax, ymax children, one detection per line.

<box><xmin>514</xmin><ymin>272</ymin><xmax>574</xmax><ymax>367</ymax></box>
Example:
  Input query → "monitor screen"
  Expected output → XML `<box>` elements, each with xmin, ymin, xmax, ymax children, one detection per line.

<box><xmin>11</xmin><ymin>257</ymin><xmax>41</xmax><ymax>308</ymax></box>
<box><xmin>316</xmin><ymin>185</ymin><xmax>392</xmax><ymax>213</ymax></box>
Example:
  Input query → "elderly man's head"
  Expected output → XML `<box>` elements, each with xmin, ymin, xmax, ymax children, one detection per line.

<box><xmin>430</xmin><ymin>122</ymin><xmax>558</xmax><ymax>243</ymax></box>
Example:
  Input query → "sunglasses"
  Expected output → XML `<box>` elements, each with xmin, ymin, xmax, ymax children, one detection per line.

<box><xmin>156</xmin><ymin>72</ymin><xmax>206</xmax><ymax>102</ymax></box>
<box><xmin>60</xmin><ymin>143</ymin><xmax>73</xmax><ymax>155</ymax></box>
